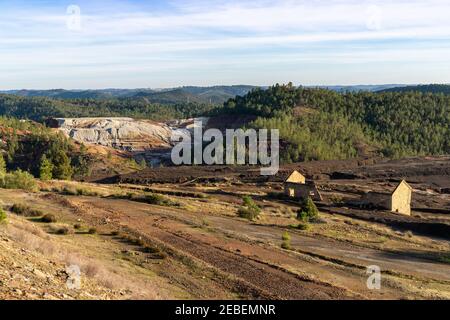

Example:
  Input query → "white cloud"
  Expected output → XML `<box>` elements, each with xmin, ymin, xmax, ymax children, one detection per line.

<box><xmin>1</xmin><ymin>0</ymin><xmax>450</xmax><ymax>88</ymax></box>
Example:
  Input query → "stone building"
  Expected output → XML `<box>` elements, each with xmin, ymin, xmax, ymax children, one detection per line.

<box><xmin>360</xmin><ymin>180</ymin><xmax>412</xmax><ymax>216</ymax></box>
<box><xmin>284</xmin><ymin>170</ymin><xmax>323</xmax><ymax>201</ymax></box>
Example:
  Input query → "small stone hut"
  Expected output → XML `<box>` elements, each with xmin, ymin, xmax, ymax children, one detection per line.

<box><xmin>361</xmin><ymin>180</ymin><xmax>412</xmax><ymax>216</ymax></box>
<box><xmin>284</xmin><ymin>170</ymin><xmax>322</xmax><ymax>201</ymax></box>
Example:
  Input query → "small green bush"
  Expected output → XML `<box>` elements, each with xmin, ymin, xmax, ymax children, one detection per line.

<box><xmin>238</xmin><ymin>196</ymin><xmax>261</xmax><ymax>220</ymax></box>
<box><xmin>282</xmin><ymin>231</ymin><xmax>291</xmax><ymax>241</ymax></box>
<box><xmin>1</xmin><ymin>170</ymin><xmax>37</xmax><ymax>191</ymax></box>
<box><xmin>41</xmin><ymin>214</ymin><xmax>57</xmax><ymax>223</ymax></box>
<box><xmin>296</xmin><ymin>222</ymin><xmax>310</xmax><ymax>231</ymax></box>
<box><xmin>73</xmin><ymin>223</ymin><xmax>82</xmax><ymax>230</ymax></box>
<box><xmin>0</xmin><ymin>209</ymin><xmax>7</xmax><ymax>223</ymax></box>
<box><xmin>281</xmin><ymin>241</ymin><xmax>291</xmax><ymax>250</ymax></box>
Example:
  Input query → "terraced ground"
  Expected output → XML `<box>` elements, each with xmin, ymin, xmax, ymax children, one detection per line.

<box><xmin>0</xmin><ymin>156</ymin><xmax>449</xmax><ymax>300</ymax></box>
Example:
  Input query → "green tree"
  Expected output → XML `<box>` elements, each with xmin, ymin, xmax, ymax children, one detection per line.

<box><xmin>297</xmin><ymin>197</ymin><xmax>319</xmax><ymax>222</ymax></box>
<box><xmin>52</xmin><ymin>150</ymin><xmax>73</xmax><ymax>180</ymax></box>
<box><xmin>0</xmin><ymin>155</ymin><xmax>6</xmax><ymax>175</ymax></box>
<box><xmin>39</xmin><ymin>154</ymin><xmax>53</xmax><ymax>181</ymax></box>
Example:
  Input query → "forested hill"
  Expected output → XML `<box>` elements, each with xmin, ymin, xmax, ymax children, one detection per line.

<box><xmin>0</xmin><ymin>83</ymin><xmax>449</xmax><ymax>162</ymax></box>
<box><xmin>223</xmin><ymin>83</ymin><xmax>450</xmax><ymax>161</ymax></box>
<box><xmin>379</xmin><ymin>84</ymin><xmax>450</xmax><ymax>95</ymax></box>
<box><xmin>0</xmin><ymin>94</ymin><xmax>217</xmax><ymax>122</ymax></box>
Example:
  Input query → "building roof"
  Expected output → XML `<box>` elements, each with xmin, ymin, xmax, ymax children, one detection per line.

<box><xmin>285</xmin><ymin>170</ymin><xmax>306</xmax><ymax>184</ymax></box>
<box><xmin>392</xmin><ymin>180</ymin><xmax>412</xmax><ymax>195</ymax></box>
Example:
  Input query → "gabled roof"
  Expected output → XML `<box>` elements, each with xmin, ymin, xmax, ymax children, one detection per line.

<box><xmin>391</xmin><ymin>180</ymin><xmax>412</xmax><ymax>195</ymax></box>
<box><xmin>285</xmin><ymin>170</ymin><xmax>306</xmax><ymax>184</ymax></box>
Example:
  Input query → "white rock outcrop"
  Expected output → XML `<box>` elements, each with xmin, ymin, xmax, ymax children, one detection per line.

<box><xmin>55</xmin><ymin>117</ymin><xmax>209</xmax><ymax>154</ymax></box>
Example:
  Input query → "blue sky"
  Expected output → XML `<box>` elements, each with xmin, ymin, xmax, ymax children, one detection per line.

<box><xmin>1</xmin><ymin>0</ymin><xmax>450</xmax><ymax>89</ymax></box>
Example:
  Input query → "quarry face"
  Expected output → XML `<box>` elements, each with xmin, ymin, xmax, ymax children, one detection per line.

<box><xmin>53</xmin><ymin>117</ymin><xmax>208</xmax><ymax>165</ymax></box>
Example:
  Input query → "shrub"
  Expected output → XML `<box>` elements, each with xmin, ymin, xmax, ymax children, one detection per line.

<box><xmin>296</xmin><ymin>222</ymin><xmax>310</xmax><ymax>231</ymax></box>
<box><xmin>10</xmin><ymin>203</ymin><xmax>43</xmax><ymax>217</ymax></box>
<box><xmin>1</xmin><ymin>170</ymin><xmax>37</xmax><ymax>191</ymax></box>
<box><xmin>88</xmin><ymin>228</ymin><xmax>97</xmax><ymax>235</ymax></box>
<box><xmin>282</xmin><ymin>231</ymin><xmax>291</xmax><ymax>241</ymax></box>
<box><xmin>238</xmin><ymin>196</ymin><xmax>261</xmax><ymax>220</ymax></box>
<box><xmin>0</xmin><ymin>155</ymin><xmax>6</xmax><ymax>175</ymax></box>
<box><xmin>41</xmin><ymin>214</ymin><xmax>57</xmax><ymax>223</ymax></box>
<box><xmin>110</xmin><ymin>192</ymin><xmax>180</xmax><ymax>207</ymax></box>
<box><xmin>281</xmin><ymin>231</ymin><xmax>292</xmax><ymax>250</ymax></box>
<box><xmin>143</xmin><ymin>245</ymin><xmax>161</xmax><ymax>254</ymax></box>
<box><xmin>61</xmin><ymin>187</ymin><xmax>77</xmax><ymax>196</ymax></box>
<box><xmin>0</xmin><ymin>209</ymin><xmax>7</xmax><ymax>223</ymax></box>
<box><xmin>55</xmin><ymin>226</ymin><xmax>70</xmax><ymax>235</ymax></box>
<box><xmin>73</xmin><ymin>223</ymin><xmax>82</xmax><ymax>230</ymax></box>
<box><xmin>297</xmin><ymin>197</ymin><xmax>319</xmax><ymax>222</ymax></box>
<box><xmin>281</xmin><ymin>242</ymin><xmax>291</xmax><ymax>250</ymax></box>
<box><xmin>330</xmin><ymin>194</ymin><xmax>344</xmax><ymax>205</ymax></box>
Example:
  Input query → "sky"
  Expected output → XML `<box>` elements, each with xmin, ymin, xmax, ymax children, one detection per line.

<box><xmin>1</xmin><ymin>0</ymin><xmax>450</xmax><ymax>89</ymax></box>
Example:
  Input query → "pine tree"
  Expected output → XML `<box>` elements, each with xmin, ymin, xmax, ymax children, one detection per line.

<box><xmin>52</xmin><ymin>150</ymin><xmax>73</xmax><ymax>180</ymax></box>
<box><xmin>297</xmin><ymin>197</ymin><xmax>319</xmax><ymax>222</ymax></box>
<box><xmin>39</xmin><ymin>154</ymin><xmax>53</xmax><ymax>181</ymax></box>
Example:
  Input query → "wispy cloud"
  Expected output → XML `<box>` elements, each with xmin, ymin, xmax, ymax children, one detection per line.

<box><xmin>1</xmin><ymin>0</ymin><xmax>450</xmax><ymax>89</ymax></box>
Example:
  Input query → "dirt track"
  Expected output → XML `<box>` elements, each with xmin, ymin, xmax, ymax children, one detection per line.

<box><xmin>68</xmin><ymin>197</ymin><xmax>352</xmax><ymax>299</ymax></box>
<box><xmin>57</xmin><ymin>195</ymin><xmax>448</xmax><ymax>299</ymax></box>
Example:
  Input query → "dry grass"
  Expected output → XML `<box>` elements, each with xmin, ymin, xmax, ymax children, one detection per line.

<box><xmin>2</xmin><ymin>216</ymin><xmax>162</xmax><ymax>298</ymax></box>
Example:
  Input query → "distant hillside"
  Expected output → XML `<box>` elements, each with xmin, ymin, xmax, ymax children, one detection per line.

<box><xmin>0</xmin><ymin>94</ymin><xmax>217</xmax><ymax>122</ymax></box>
<box><xmin>317</xmin><ymin>84</ymin><xmax>405</xmax><ymax>92</ymax></box>
<box><xmin>134</xmin><ymin>88</ymin><xmax>205</xmax><ymax>104</ymax></box>
<box><xmin>378</xmin><ymin>84</ymin><xmax>450</xmax><ymax>94</ymax></box>
<box><xmin>0</xmin><ymin>89</ymin><xmax>155</xmax><ymax>99</ymax></box>
<box><xmin>0</xmin><ymin>85</ymin><xmax>257</xmax><ymax>104</ymax></box>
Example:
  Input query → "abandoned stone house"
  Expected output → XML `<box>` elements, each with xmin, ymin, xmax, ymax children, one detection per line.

<box><xmin>360</xmin><ymin>180</ymin><xmax>412</xmax><ymax>216</ymax></box>
<box><xmin>284</xmin><ymin>170</ymin><xmax>323</xmax><ymax>201</ymax></box>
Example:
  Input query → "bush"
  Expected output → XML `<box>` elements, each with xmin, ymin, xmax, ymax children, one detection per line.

<box><xmin>297</xmin><ymin>197</ymin><xmax>319</xmax><ymax>222</ymax></box>
<box><xmin>61</xmin><ymin>187</ymin><xmax>77</xmax><ymax>196</ymax></box>
<box><xmin>55</xmin><ymin>226</ymin><xmax>70</xmax><ymax>235</ymax></box>
<box><xmin>1</xmin><ymin>170</ymin><xmax>37</xmax><ymax>191</ymax></box>
<box><xmin>282</xmin><ymin>231</ymin><xmax>291</xmax><ymax>241</ymax></box>
<box><xmin>143</xmin><ymin>245</ymin><xmax>161</xmax><ymax>254</ymax></box>
<box><xmin>10</xmin><ymin>203</ymin><xmax>43</xmax><ymax>217</ymax></box>
<box><xmin>110</xmin><ymin>192</ymin><xmax>180</xmax><ymax>207</ymax></box>
<box><xmin>296</xmin><ymin>222</ymin><xmax>310</xmax><ymax>231</ymax></box>
<box><xmin>88</xmin><ymin>228</ymin><xmax>97</xmax><ymax>235</ymax></box>
<box><xmin>0</xmin><ymin>209</ymin><xmax>7</xmax><ymax>223</ymax></box>
<box><xmin>238</xmin><ymin>196</ymin><xmax>261</xmax><ymax>220</ymax></box>
<box><xmin>281</xmin><ymin>241</ymin><xmax>291</xmax><ymax>250</ymax></box>
<box><xmin>41</xmin><ymin>214</ymin><xmax>57</xmax><ymax>223</ymax></box>
<box><xmin>330</xmin><ymin>194</ymin><xmax>344</xmax><ymax>205</ymax></box>
<box><xmin>74</xmin><ymin>223</ymin><xmax>82</xmax><ymax>230</ymax></box>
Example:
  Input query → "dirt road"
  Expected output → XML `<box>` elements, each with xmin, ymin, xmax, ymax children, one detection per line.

<box><xmin>66</xmin><ymin>196</ymin><xmax>448</xmax><ymax>299</ymax></box>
